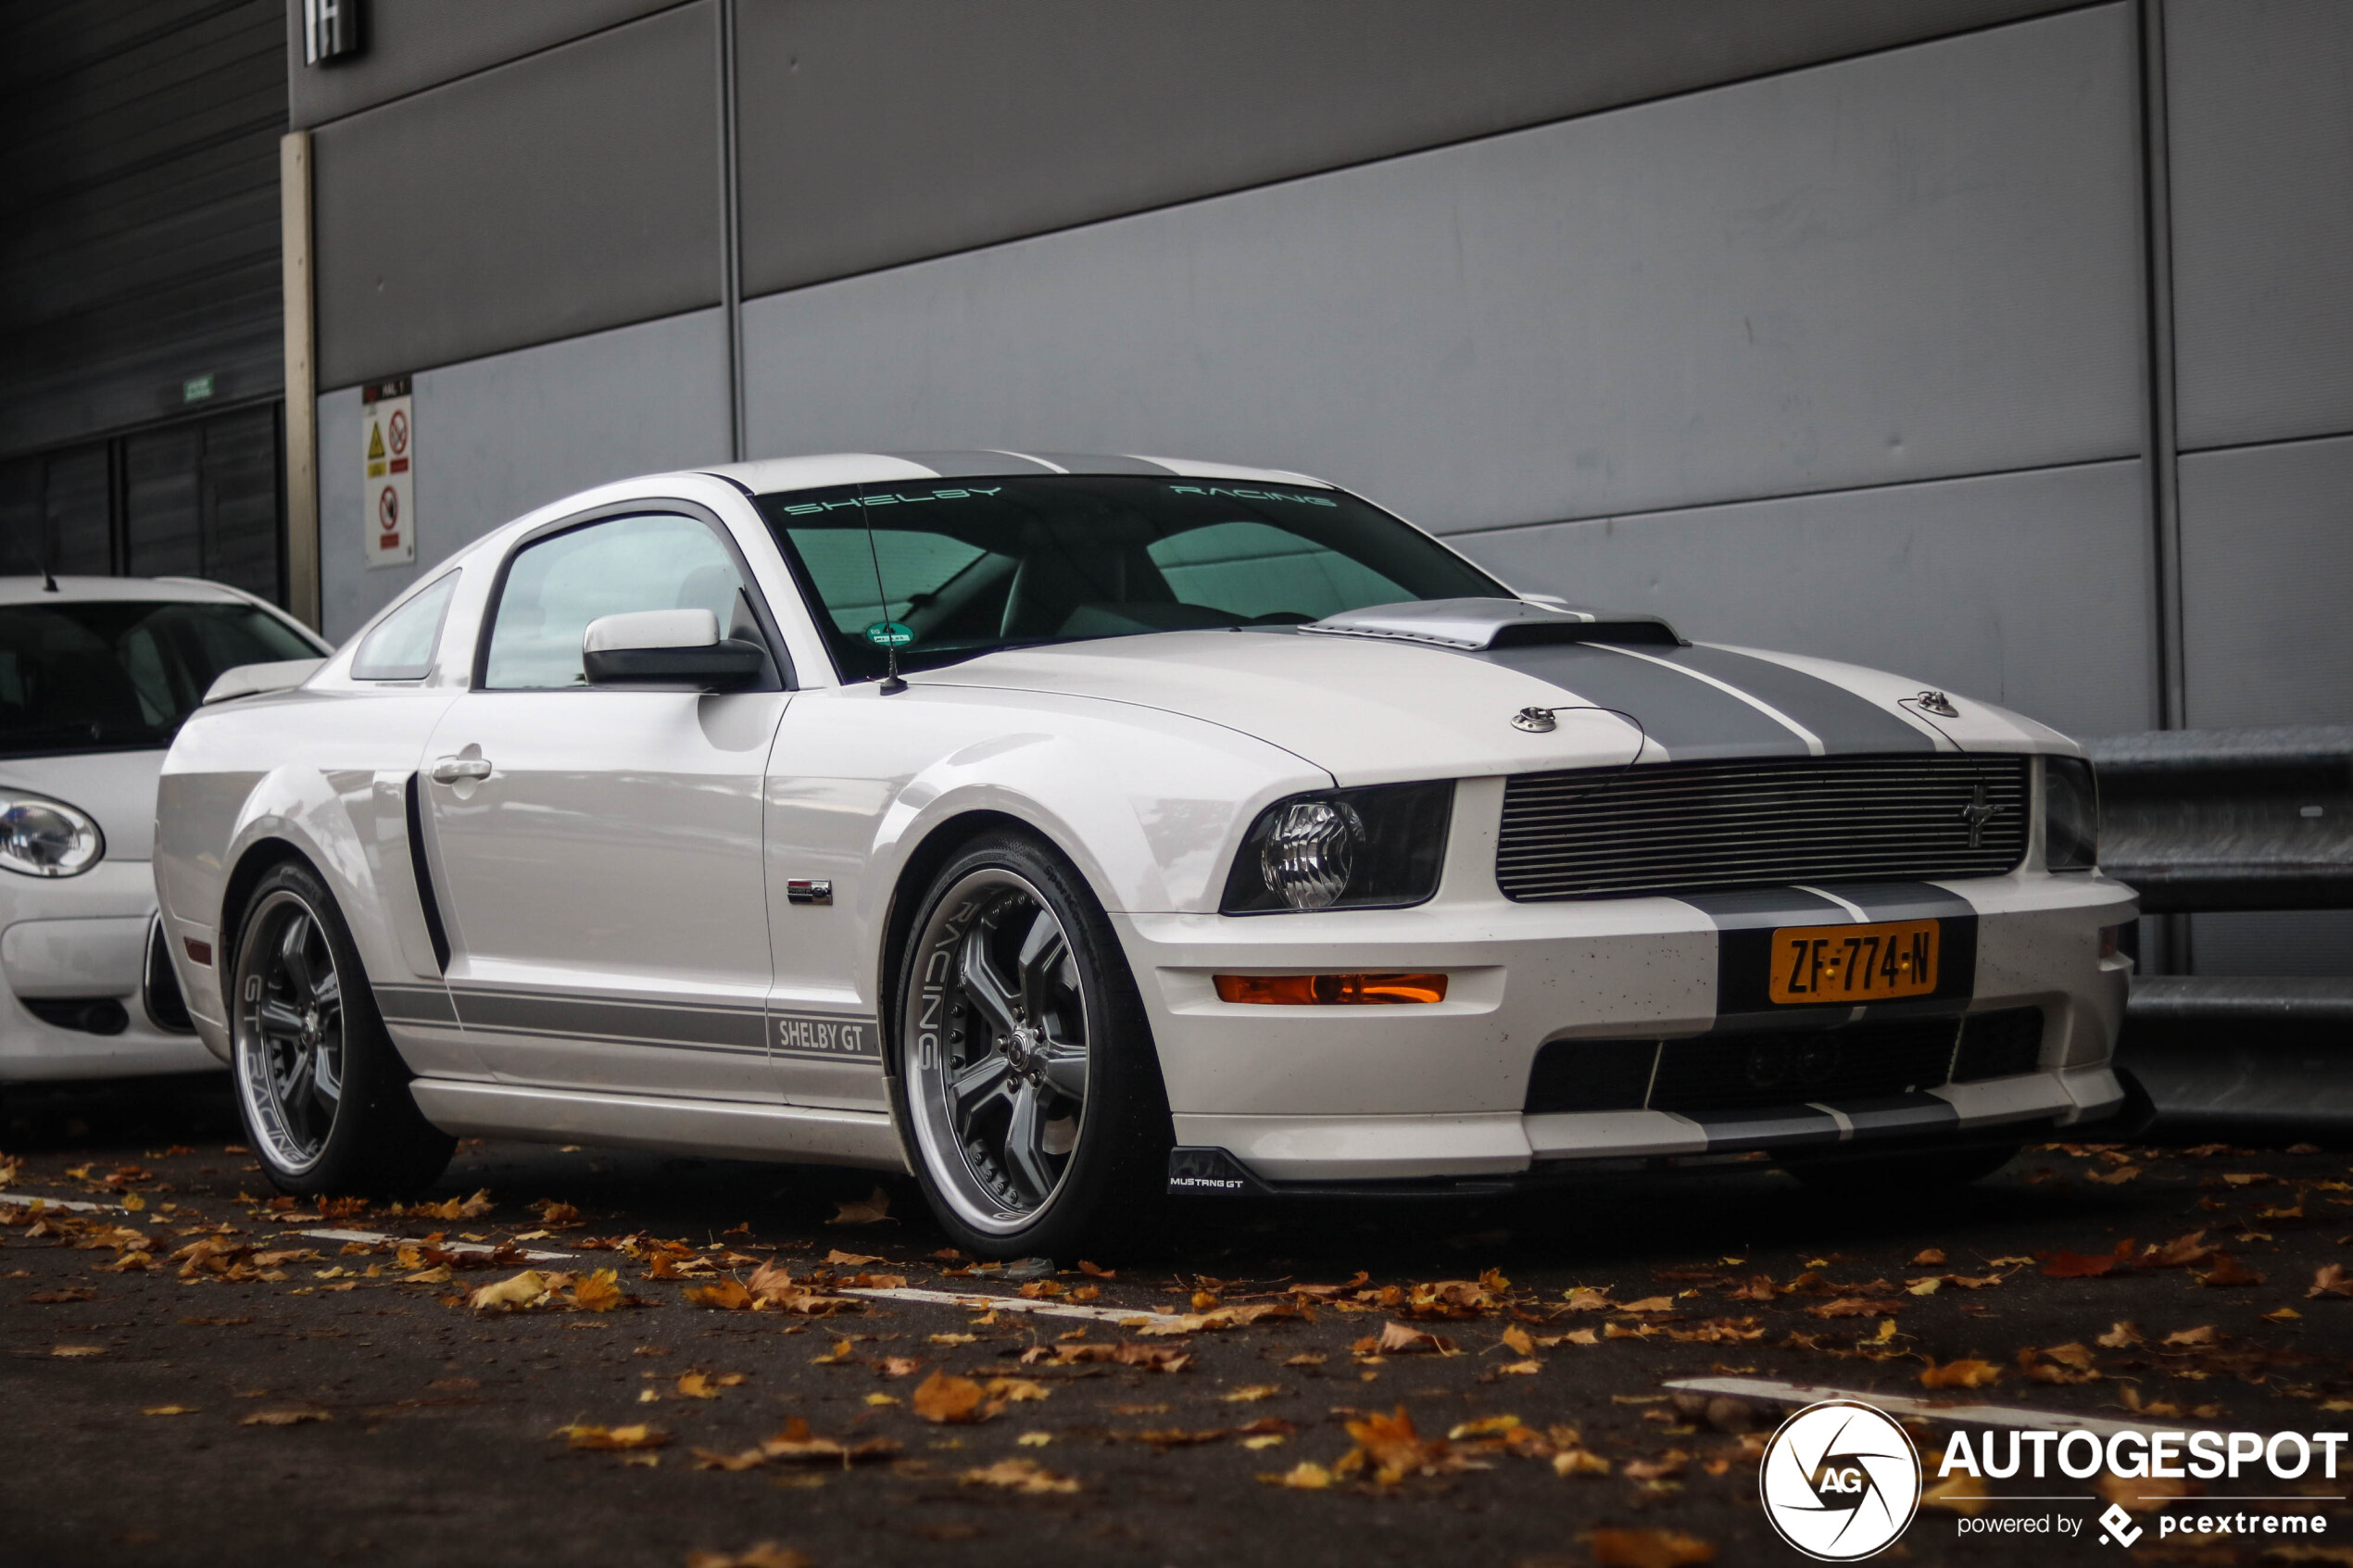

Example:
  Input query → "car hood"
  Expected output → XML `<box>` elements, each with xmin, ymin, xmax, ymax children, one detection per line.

<box><xmin>0</xmin><ymin>748</ymin><xmax>166</xmax><ymax>861</ymax></box>
<box><xmin>922</xmin><ymin>629</ymin><xmax>2072</xmax><ymax>785</ymax></box>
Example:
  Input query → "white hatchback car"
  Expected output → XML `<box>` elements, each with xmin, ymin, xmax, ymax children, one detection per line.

<box><xmin>0</xmin><ymin>576</ymin><xmax>326</xmax><ymax>1097</ymax></box>
<box><xmin>156</xmin><ymin>454</ymin><xmax>2134</xmax><ymax>1258</ymax></box>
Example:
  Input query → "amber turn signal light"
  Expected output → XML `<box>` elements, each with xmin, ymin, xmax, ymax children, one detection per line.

<box><xmin>1213</xmin><ymin>972</ymin><xmax>1448</xmax><ymax>1005</ymax></box>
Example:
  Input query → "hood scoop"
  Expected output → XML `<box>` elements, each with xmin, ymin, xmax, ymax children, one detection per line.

<box><xmin>1297</xmin><ymin>597</ymin><xmax>1680</xmax><ymax>651</ymax></box>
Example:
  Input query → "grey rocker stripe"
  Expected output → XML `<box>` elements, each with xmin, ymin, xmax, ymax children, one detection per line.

<box><xmin>1471</xmin><ymin>640</ymin><xmax>1935</xmax><ymax>759</ymax></box>
<box><xmin>438</xmin><ymin>988</ymin><xmax>882</xmax><ymax>1062</ymax></box>
<box><xmin>374</xmin><ymin>983</ymin><xmax>458</xmax><ymax>1026</ymax></box>
<box><xmin>452</xmin><ymin>990</ymin><xmax>767</xmax><ymax>1055</ymax></box>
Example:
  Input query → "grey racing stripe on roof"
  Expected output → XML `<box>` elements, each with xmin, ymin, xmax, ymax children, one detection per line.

<box><xmin>1030</xmin><ymin>453</ymin><xmax>1178</xmax><ymax>476</ymax></box>
<box><xmin>885</xmin><ymin>451</ymin><xmax>1063</xmax><ymax>478</ymax></box>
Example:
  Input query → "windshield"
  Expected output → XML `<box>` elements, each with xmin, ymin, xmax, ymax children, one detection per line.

<box><xmin>756</xmin><ymin>474</ymin><xmax>1504</xmax><ymax>681</ymax></box>
<box><xmin>0</xmin><ymin>600</ymin><xmax>321</xmax><ymax>758</ymax></box>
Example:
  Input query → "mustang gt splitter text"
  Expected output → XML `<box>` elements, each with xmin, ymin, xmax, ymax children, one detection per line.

<box><xmin>155</xmin><ymin>452</ymin><xmax>2132</xmax><ymax>1257</ymax></box>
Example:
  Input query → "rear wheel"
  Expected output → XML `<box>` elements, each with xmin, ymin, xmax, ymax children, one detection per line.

<box><xmin>890</xmin><ymin>832</ymin><xmax>1169</xmax><ymax>1261</ymax></box>
<box><xmin>230</xmin><ymin>860</ymin><xmax>453</xmax><ymax>1197</ymax></box>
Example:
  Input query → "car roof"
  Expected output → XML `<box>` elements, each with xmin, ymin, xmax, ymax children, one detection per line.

<box><xmin>0</xmin><ymin>574</ymin><xmax>270</xmax><ymax>608</ymax></box>
<box><xmin>700</xmin><ymin>450</ymin><xmax>1334</xmax><ymax>495</ymax></box>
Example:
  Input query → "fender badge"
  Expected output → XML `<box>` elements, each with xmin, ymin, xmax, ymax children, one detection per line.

<box><xmin>786</xmin><ymin>879</ymin><xmax>833</xmax><ymax>907</ymax></box>
<box><xmin>1911</xmin><ymin>690</ymin><xmax>1960</xmax><ymax>719</ymax></box>
<box><xmin>1512</xmin><ymin>707</ymin><xmax>1558</xmax><ymax>734</ymax></box>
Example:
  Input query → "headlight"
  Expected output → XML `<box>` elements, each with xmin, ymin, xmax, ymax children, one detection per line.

<box><xmin>2044</xmin><ymin>757</ymin><xmax>2098</xmax><ymax>872</ymax></box>
<box><xmin>0</xmin><ymin>794</ymin><xmax>104</xmax><ymax>878</ymax></box>
<box><xmin>1221</xmin><ymin>782</ymin><xmax>1453</xmax><ymax>913</ymax></box>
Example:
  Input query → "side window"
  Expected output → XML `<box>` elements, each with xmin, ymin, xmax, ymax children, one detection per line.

<box><xmin>483</xmin><ymin>514</ymin><xmax>759</xmax><ymax>690</ymax></box>
<box><xmin>352</xmin><ymin>571</ymin><xmax>461</xmax><ymax>681</ymax></box>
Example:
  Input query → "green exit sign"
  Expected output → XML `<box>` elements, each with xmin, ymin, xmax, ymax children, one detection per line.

<box><xmin>182</xmin><ymin>373</ymin><xmax>215</xmax><ymax>404</ymax></box>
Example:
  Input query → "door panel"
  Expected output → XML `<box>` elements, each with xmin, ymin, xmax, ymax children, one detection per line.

<box><xmin>420</xmin><ymin>505</ymin><xmax>790</xmax><ymax>1099</ymax></box>
<box><xmin>425</xmin><ymin>688</ymin><xmax>786</xmax><ymax>1098</ymax></box>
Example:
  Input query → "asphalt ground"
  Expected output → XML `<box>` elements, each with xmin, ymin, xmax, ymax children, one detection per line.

<box><xmin>5</xmin><ymin>1080</ymin><xmax>2353</xmax><ymax>1568</ymax></box>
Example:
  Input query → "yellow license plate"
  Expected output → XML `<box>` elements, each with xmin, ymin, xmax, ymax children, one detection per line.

<box><xmin>1769</xmin><ymin>920</ymin><xmax>1939</xmax><ymax>1003</ymax></box>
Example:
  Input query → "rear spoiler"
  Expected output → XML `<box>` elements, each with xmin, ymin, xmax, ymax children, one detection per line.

<box><xmin>202</xmin><ymin>658</ymin><xmax>326</xmax><ymax>706</ymax></box>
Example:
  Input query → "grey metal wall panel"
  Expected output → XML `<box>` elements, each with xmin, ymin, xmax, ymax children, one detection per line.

<box><xmin>2166</xmin><ymin>0</ymin><xmax>2353</xmax><ymax>450</ymax></box>
<box><xmin>311</xmin><ymin>3</ymin><xmax>720</xmax><ymax>391</ymax></box>
<box><xmin>0</xmin><ymin>0</ymin><xmax>286</xmax><ymax>458</ymax></box>
<box><xmin>1454</xmin><ymin>460</ymin><xmax>2156</xmax><ymax>741</ymax></box>
<box><xmin>319</xmin><ymin>307</ymin><xmax>730</xmax><ymax>640</ymax></box>
<box><xmin>742</xmin><ymin>6</ymin><xmax>2143</xmax><ymax>532</ymax></box>
<box><xmin>285</xmin><ymin>0</ymin><xmax>686</xmax><ymax>129</ymax></box>
<box><xmin>736</xmin><ymin>0</ymin><xmax>2081</xmax><ymax>295</ymax></box>
<box><xmin>2177</xmin><ymin>433</ymin><xmax>2353</xmax><ymax>728</ymax></box>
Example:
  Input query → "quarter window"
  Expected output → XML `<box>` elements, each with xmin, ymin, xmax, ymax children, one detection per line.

<box><xmin>351</xmin><ymin>570</ymin><xmax>460</xmax><ymax>681</ymax></box>
<box><xmin>483</xmin><ymin>513</ymin><xmax>761</xmax><ymax>690</ymax></box>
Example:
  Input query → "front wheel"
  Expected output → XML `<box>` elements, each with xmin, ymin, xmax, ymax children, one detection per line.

<box><xmin>230</xmin><ymin>860</ymin><xmax>454</xmax><ymax>1197</ymax></box>
<box><xmin>890</xmin><ymin>832</ymin><xmax>1170</xmax><ymax>1261</ymax></box>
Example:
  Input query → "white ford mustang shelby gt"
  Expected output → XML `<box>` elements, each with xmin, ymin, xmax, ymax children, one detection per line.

<box><xmin>155</xmin><ymin>452</ymin><xmax>2133</xmax><ymax>1257</ymax></box>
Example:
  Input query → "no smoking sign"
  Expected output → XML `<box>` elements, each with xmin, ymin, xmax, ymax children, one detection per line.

<box><xmin>362</xmin><ymin>377</ymin><xmax>416</xmax><ymax>569</ymax></box>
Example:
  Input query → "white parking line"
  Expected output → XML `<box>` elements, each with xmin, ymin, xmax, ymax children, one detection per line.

<box><xmin>1664</xmin><ymin>1375</ymin><xmax>2183</xmax><ymax>1438</ymax></box>
<box><xmin>840</xmin><ymin>1285</ymin><xmax>1158</xmax><ymax>1323</ymax></box>
<box><xmin>294</xmin><ymin>1226</ymin><xmax>577</xmax><ymax>1262</ymax></box>
<box><xmin>0</xmin><ymin>1191</ymin><xmax>124</xmax><ymax>1213</ymax></box>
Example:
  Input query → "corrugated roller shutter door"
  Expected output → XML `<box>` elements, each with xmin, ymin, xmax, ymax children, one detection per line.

<box><xmin>0</xmin><ymin>0</ymin><xmax>287</xmax><ymax>460</ymax></box>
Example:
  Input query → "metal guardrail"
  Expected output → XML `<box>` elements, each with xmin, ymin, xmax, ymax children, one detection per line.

<box><xmin>2083</xmin><ymin>725</ymin><xmax>2353</xmax><ymax>1135</ymax></box>
<box><xmin>2088</xmin><ymin>725</ymin><xmax>2353</xmax><ymax>912</ymax></box>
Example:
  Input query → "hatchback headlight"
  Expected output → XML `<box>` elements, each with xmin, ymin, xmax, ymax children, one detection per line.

<box><xmin>2043</xmin><ymin>757</ymin><xmax>2098</xmax><ymax>872</ymax></box>
<box><xmin>1221</xmin><ymin>782</ymin><xmax>1453</xmax><ymax>913</ymax></box>
<box><xmin>0</xmin><ymin>794</ymin><xmax>104</xmax><ymax>879</ymax></box>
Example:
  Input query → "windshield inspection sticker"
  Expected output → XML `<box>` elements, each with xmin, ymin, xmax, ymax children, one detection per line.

<box><xmin>863</xmin><ymin>621</ymin><xmax>913</xmax><ymax>646</ymax></box>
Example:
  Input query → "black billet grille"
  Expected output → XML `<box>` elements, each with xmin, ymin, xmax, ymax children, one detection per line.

<box><xmin>1523</xmin><ymin>1008</ymin><xmax>2046</xmax><ymax>1116</ymax></box>
<box><xmin>1496</xmin><ymin>753</ymin><xmax>2031</xmax><ymax>902</ymax></box>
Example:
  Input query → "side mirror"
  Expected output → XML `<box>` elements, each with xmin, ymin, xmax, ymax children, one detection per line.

<box><xmin>582</xmin><ymin>608</ymin><xmax>765</xmax><ymax>691</ymax></box>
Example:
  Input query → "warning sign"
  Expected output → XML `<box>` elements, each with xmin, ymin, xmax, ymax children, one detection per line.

<box><xmin>362</xmin><ymin>377</ymin><xmax>416</xmax><ymax>569</ymax></box>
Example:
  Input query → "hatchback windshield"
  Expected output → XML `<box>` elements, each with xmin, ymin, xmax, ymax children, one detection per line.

<box><xmin>756</xmin><ymin>474</ymin><xmax>1504</xmax><ymax>681</ymax></box>
<box><xmin>0</xmin><ymin>600</ymin><xmax>320</xmax><ymax>758</ymax></box>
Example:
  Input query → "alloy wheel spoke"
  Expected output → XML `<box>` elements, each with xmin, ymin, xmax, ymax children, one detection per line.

<box><xmin>1038</xmin><ymin>1040</ymin><xmax>1088</xmax><ymax>1101</ymax></box>
<box><xmin>311</xmin><ymin>968</ymin><xmax>341</xmax><ymax>1010</ymax></box>
<box><xmin>1015</xmin><ymin>911</ymin><xmax>1069</xmax><ymax>1022</ymax></box>
<box><xmin>1001</xmin><ymin>1080</ymin><xmax>1056</xmax><ymax>1201</ymax></box>
<box><xmin>958</xmin><ymin>923</ymin><xmax>1022</xmax><ymax>1038</ymax></box>
<box><xmin>312</xmin><ymin>1024</ymin><xmax>344</xmax><ymax>1108</ymax></box>
<box><xmin>279</xmin><ymin>914</ymin><xmax>316</xmax><ymax>998</ymax></box>
<box><xmin>258</xmin><ymin>1000</ymin><xmax>307</xmax><ymax>1038</ymax></box>
<box><xmin>950</xmin><ymin>1050</ymin><xmax>1013</xmax><ymax>1123</ymax></box>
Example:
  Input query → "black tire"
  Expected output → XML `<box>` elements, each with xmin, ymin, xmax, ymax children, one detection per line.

<box><xmin>888</xmin><ymin>830</ymin><xmax>1171</xmax><ymax>1261</ymax></box>
<box><xmin>1779</xmin><ymin>1139</ymin><xmax>2022</xmax><ymax>1192</ymax></box>
<box><xmin>228</xmin><ymin>859</ymin><xmax>454</xmax><ymax>1197</ymax></box>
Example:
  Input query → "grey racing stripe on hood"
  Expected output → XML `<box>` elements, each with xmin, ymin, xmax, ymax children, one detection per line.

<box><xmin>1470</xmin><ymin>641</ymin><xmax>1934</xmax><ymax>759</ymax></box>
<box><xmin>1670</xmin><ymin>645</ymin><xmax>1937</xmax><ymax>754</ymax></box>
<box><xmin>1476</xmin><ymin>641</ymin><xmax>1812</xmax><ymax>759</ymax></box>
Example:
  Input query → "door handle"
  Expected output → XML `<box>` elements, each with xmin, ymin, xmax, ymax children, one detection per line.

<box><xmin>430</xmin><ymin>756</ymin><xmax>493</xmax><ymax>784</ymax></box>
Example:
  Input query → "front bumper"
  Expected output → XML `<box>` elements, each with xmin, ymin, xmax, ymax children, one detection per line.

<box><xmin>0</xmin><ymin>859</ymin><xmax>220</xmax><ymax>1083</ymax></box>
<box><xmin>1116</xmin><ymin>860</ymin><xmax>2135</xmax><ymax>1185</ymax></box>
